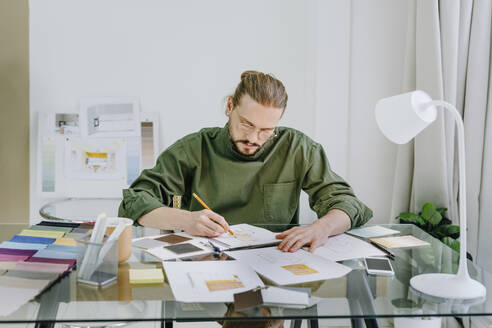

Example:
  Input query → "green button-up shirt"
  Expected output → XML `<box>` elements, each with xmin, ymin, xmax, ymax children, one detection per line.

<box><xmin>118</xmin><ymin>125</ymin><xmax>372</xmax><ymax>229</ymax></box>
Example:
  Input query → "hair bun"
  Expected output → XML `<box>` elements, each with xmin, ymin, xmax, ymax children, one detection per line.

<box><xmin>240</xmin><ymin>70</ymin><xmax>260</xmax><ymax>81</ymax></box>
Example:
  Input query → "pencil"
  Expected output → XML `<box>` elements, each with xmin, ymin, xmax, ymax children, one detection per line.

<box><xmin>192</xmin><ymin>192</ymin><xmax>234</xmax><ymax>236</ymax></box>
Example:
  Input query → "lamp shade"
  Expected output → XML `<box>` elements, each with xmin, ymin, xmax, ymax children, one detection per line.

<box><xmin>375</xmin><ymin>90</ymin><xmax>437</xmax><ymax>144</ymax></box>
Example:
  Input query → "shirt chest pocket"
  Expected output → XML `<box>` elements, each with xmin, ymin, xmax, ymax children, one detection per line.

<box><xmin>263</xmin><ymin>181</ymin><xmax>299</xmax><ymax>223</ymax></box>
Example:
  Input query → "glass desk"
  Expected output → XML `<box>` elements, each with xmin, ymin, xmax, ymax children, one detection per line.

<box><xmin>1</xmin><ymin>224</ymin><xmax>491</xmax><ymax>327</ymax></box>
<box><xmin>39</xmin><ymin>198</ymin><xmax>123</xmax><ymax>221</ymax></box>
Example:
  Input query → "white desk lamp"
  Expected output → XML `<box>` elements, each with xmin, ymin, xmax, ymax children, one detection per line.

<box><xmin>375</xmin><ymin>90</ymin><xmax>486</xmax><ymax>299</ymax></box>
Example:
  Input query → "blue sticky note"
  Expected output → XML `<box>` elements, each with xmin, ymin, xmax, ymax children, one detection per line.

<box><xmin>0</xmin><ymin>241</ymin><xmax>48</xmax><ymax>250</ymax></box>
<box><xmin>10</xmin><ymin>235</ymin><xmax>56</xmax><ymax>245</ymax></box>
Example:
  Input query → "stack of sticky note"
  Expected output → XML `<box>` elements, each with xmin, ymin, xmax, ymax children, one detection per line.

<box><xmin>129</xmin><ymin>268</ymin><xmax>164</xmax><ymax>284</ymax></box>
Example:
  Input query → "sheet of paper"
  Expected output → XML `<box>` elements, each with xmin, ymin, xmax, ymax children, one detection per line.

<box><xmin>347</xmin><ymin>225</ymin><xmax>400</xmax><ymax>238</ymax></box>
<box><xmin>210</xmin><ymin>224</ymin><xmax>279</xmax><ymax>250</ymax></box>
<box><xmin>163</xmin><ymin>261</ymin><xmax>264</xmax><ymax>303</ymax></box>
<box><xmin>129</xmin><ymin>268</ymin><xmax>164</xmax><ymax>284</ymax></box>
<box><xmin>370</xmin><ymin>235</ymin><xmax>430</xmax><ymax>248</ymax></box>
<box><xmin>313</xmin><ymin>233</ymin><xmax>386</xmax><ymax>262</ymax></box>
<box><xmin>225</xmin><ymin>247</ymin><xmax>351</xmax><ymax>285</ymax></box>
<box><xmin>261</xmin><ymin>286</ymin><xmax>309</xmax><ymax>308</ymax></box>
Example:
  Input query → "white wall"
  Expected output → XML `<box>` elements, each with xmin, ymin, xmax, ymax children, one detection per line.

<box><xmin>314</xmin><ymin>0</ymin><xmax>409</xmax><ymax>224</ymax></box>
<box><xmin>30</xmin><ymin>0</ymin><xmax>410</xmax><ymax>225</ymax></box>
<box><xmin>29</xmin><ymin>0</ymin><xmax>316</xmax><ymax>222</ymax></box>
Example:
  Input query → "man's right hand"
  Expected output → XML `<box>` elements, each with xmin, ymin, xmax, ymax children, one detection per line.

<box><xmin>183</xmin><ymin>209</ymin><xmax>230</xmax><ymax>237</ymax></box>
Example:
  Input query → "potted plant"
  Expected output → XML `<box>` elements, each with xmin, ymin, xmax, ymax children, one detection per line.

<box><xmin>396</xmin><ymin>202</ymin><xmax>468</xmax><ymax>259</ymax></box>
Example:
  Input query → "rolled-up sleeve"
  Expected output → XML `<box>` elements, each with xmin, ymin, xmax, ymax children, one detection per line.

<box><xmin>302</xmin><ymin>143</ymin><xmax>372</xmax><ymax>228</ymax></box>
<box><xmin>118</xmin><ymin>141</ymin><xmax>191</xmax><ymax>225</ymax></box>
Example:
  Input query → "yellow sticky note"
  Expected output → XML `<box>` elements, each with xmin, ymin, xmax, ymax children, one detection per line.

<box><xmin>129</xmin><ymin>268</ymin><xmax>164</xmax><ymax>284</ymax></box>
<box><xmin>19</xmin><ymin>229</ymin><xmax>65</xmax><ymax>239</ymax></box>
<box><xmin>370</xmin><ymin>235</ymin><xmax>430</xmax><ymax>248</ymax></box>
<box><xmin>53</xmin><ymin>238</ymin><xmax>77</xmax><ymax>246</ymax></box>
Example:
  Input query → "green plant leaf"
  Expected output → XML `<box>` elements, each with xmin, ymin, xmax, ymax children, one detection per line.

<box><xmin>442</xmin><ymin>236</ymin><xmax>460</xmax><ymax>253</ymax></box>
<box><xmin>433</xmin><ymin>225</ymin><xmax>460</xmax><ymax>239</ymax></box>
<box><xmin>436</xmin><ymin>207</ymin><xmax>447</xmax><ymax>214</ymax></box>
<box><xmin>421</xmin><ymin>203</ymin><xmax>442</xmax><ymax>226</ymax></box>
<box><xmin>397</xmin><ymin>212</ymin><xmax>426</xmax><ymax>226</ymax></box>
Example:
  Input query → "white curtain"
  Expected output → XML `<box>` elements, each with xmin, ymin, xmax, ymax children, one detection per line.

<box><xmin>391</xmin><ymin>0</ymin><xmax>492</xmax><ymax>264</ymax></box>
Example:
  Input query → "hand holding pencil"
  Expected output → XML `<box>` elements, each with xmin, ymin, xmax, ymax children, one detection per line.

<box><xmin>177</xmin><ymin>192</ymin><xmax>233</xmax><ymax>238</ymax></box>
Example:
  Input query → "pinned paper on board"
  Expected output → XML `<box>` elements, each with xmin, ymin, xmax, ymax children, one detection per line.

<box><xmin>37</xmin><ymin>100</ymin><xmax>159</xmax><ymax>198</ymax></box>
<box><xmin>64</xmin><ymin>137</ymin><xmax>126</xmax><ymax>180</ymax></box>
<box><xmin>80</xmin><ymin>98</ymin><xmax>140</xmax><ymax>138</ymax></box>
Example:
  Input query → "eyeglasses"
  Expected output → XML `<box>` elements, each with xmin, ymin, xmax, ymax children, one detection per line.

<box><xmin>237</xmin><ymin>122</ymin><xmax>277</xmax><ymax>141</ymax></box>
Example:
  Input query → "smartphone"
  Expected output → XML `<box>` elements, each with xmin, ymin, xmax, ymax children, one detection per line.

<box><xmin>364</xmin><ymin>257</ymin><xmax>394</xmax><ymax>276</ymax></box>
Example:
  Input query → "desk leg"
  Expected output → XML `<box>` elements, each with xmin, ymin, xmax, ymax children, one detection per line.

<box><xmin>162</xmin><ymin>300</ymin><xmax>174</xmax><ymax>328</ymax></box>
<box><xmin>347</xmin><ymin>270</ymin><xmax>381</xmax><ymax>328</ymax></box>
<box><xmin>307</xmin><ymin>319</ymin><xmax>319</xmax><ymax>328</ymax></box>
<box><xmin>35</xmin><ymin>274</ymin><xmax>71</xmax><ymax>328</ymax></box>
<box><xmin>290</xmin><ymin>320</ymin><xmax>302</xmax><ymax>328</ymax></box>
<box><xmin>161</xmin><ymin>321</ymin><xmax>173</xmax><ymax>328</ymax></box>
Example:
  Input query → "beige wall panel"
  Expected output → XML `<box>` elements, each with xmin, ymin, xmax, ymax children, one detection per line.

<box><xmin>0</xmin><ymin>0</ymin><xmax>29</xmax><ymax>223</ymax></box>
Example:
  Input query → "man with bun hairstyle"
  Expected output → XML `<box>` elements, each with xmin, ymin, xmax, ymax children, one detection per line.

<box><xmin>119</xmin><ymin>70</ymin><xmax>372</xmax><ymax>253</ymax></box>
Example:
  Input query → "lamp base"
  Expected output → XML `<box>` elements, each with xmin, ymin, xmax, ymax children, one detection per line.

<box><xmin>410</xmin><ymin>273</ymin><xmax>486</xmax><ymax>300</ymax></box>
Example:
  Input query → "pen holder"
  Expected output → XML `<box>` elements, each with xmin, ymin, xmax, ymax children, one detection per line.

<box><xmin>76</xmin><ymin>235</ymin><xmax>118</xmax><ymax>287</ymax></box>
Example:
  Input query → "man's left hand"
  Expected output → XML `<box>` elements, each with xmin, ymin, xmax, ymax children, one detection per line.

<box><xmin>276</xmin><ymin>220</ymin><xmax>331</xmax><ymax>253</ymax></box>
<box><xmin>276</xmin><ymin>209</ymin><xmax>352</xmax><ymax>253</ymax></box>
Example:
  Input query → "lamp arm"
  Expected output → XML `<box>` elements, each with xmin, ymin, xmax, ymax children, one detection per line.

<box><xmin>423</xmin><ymin>100</ymin><xmax>469</xmax><ymax>279</ymax></box>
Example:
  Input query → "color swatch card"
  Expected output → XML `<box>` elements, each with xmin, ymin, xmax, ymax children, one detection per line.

<box><xmin>369</xmin><ymin>235</ymin><xmax>430</xmax><ymax>248</ymax></box>
<box><xmin>53</xmin><ymin>238</ymin><xmax>77</xmax><ymax>246</ymax></box>
<box><xmin>0</xmin><ymin>241</ymin><xmax>47</xmax><ymax>250</ymax></box>
<box><xmin>18</xmin><ymin>229</ymin><xmax>65</xmax><ymax>239</ymax></box>
<box><xmin>32</xmin><ymin>249</ymin><xmax>81</xmax><ymax>261</ymax></box>
<box><xmin>347</xmin><ymin>225</ymin><xmax>400</xmax><ymax>238</ymax></box>
<box><xmin>132</xmin><ymin>238</ymin><xmax>167</xmax><ymax>250</ymax></box>
<box><xmin>0</xmin><ymin>276</ymin><xmax>52</xmax><ymax>291</ymax></box>
<box><xmin>226</xmin><ymin>247</ymin><xmax>352</xmax><ymax>285</ymax></box>
<box><xmin>155</xmin><ymin>234</ymin><xmax>192</xmax><ymax>244</ymax></box>
<box><xmin>26</xmin><ymin>257</ymin><xmax>76</xmax><ymax>269</ymax></box>
<box><xmin>10</xmin><ymin>235</ymin><xmax>56</xmax><ymax>245</ymax></box>
<box><xmin>0</xmin><ymin>286</ymin><xmax>44</xmax><ymax>316</ymax></box>
<box><xmin>0</xmin><ymin>254</ymin><xmax>30</xmax><ymax>262</ymax></box>
<box><xmin>163</xmin><ymin>261</ymin><xmax>264</xmax><ymax>302</ymax></box>
<box><xmin>29</xmin><ymin>225</ymin><xmax>73</xmax><ymax>233</ymax></box>
<box><xmin>64</xmin><ymin>232</ymin><xmax>86</xmax><ymax>240</ymax></box>
<box><xmin>71</xmin><ymin>228</ymin><xmax>91</xmax><ymax>234</ymax></box>
<box><xmin>0</xmin><ymin>261</ymin><xmax>18</xmax><ymax>270</ymax></box>
<box><xmin>37</xmin><ymin>220</ymin><xmax>80</xmax><ymax>228</ymax></box>
<box><xmin>0</xmin><ymin>248</ymin><xmax>37</xmax><ymax>257</ymax></box>
<box><xmin>12</xmin><ymin>261</ymin><xmax>69</xmax><ymax>274</ymax></box>
<box><xmin>129</xmin><ymin>268</ymin><xmax>164</xmax><ymax>284</ymax></box>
